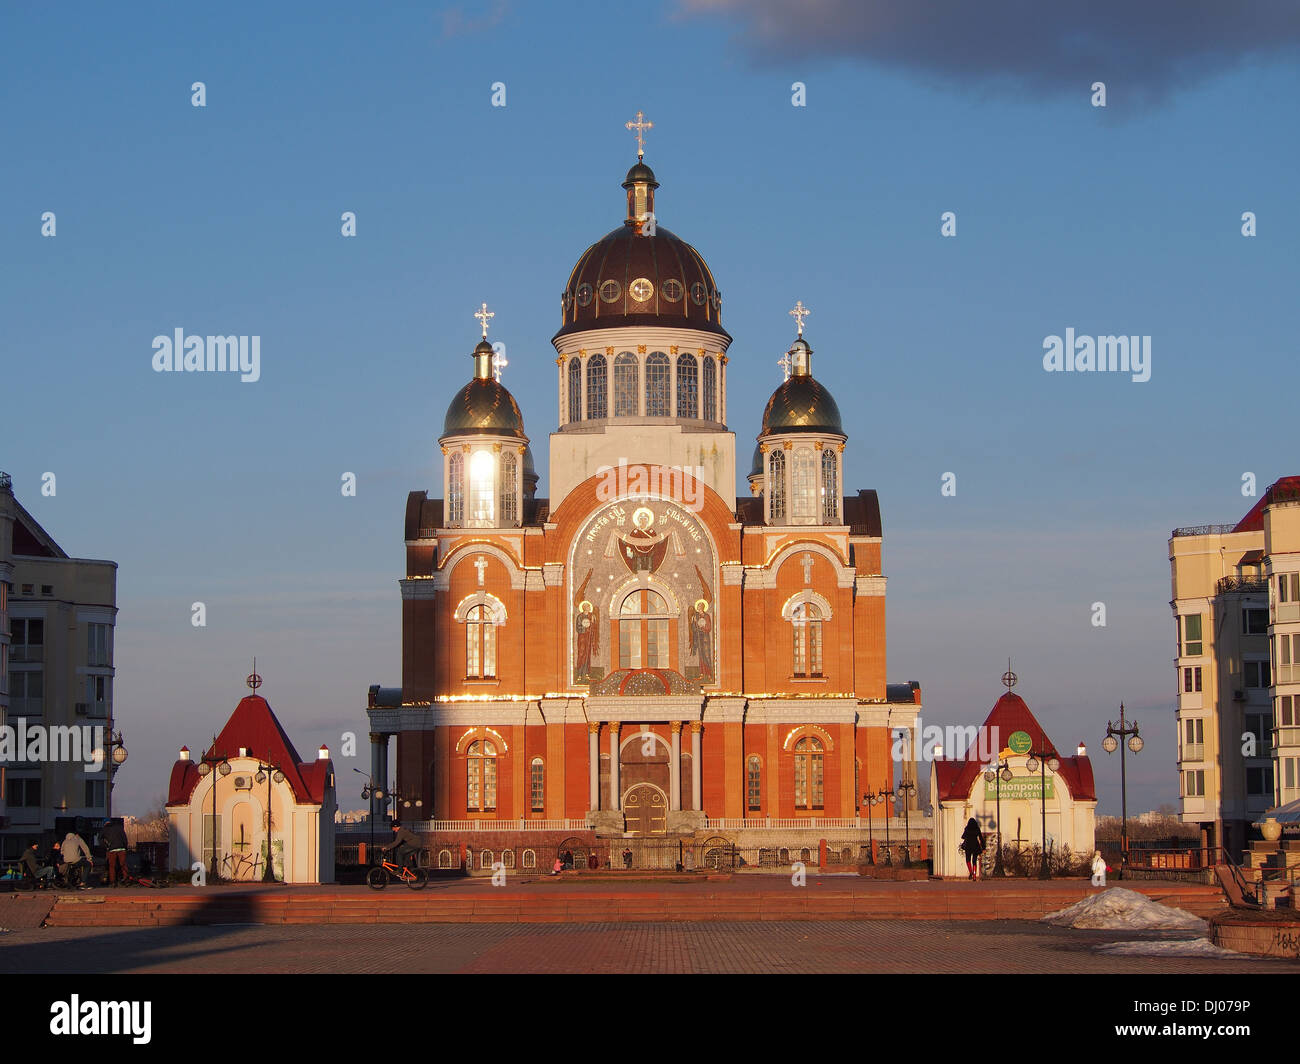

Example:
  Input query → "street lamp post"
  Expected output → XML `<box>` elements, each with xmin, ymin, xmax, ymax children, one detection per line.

<box><xmin>253</xmin><ymin>759</ymin><xmax>286</xmax><ymax>882</ymax></box>
<box><xmin>353</xmin><ymin>768</ymin><xmax>384</xmax><ymax>863</ymax></box>
<box><xmin>863</xmin><ymin>792</ymin><xmax>880</xmax><ymax>862</ymax></box>
<box><xmin>871</xmin><ymin>786</ymin><xmax>894</xmax><ymax>864</ymax></box>
<box><xmin>895</xmin><ymin>776</ymin><xmax>918</xmax><ymax>864</ymax></box>
<box><xmin>93</xmin><ymin>730</ymin><xmax>129</xmax><ymax>822</ymax></box>
<box><xmin>195</xmin><ymin>739</ymin><xmax>232</xmax><ymax>881</ymax></box>
<box><xmin>1102</xmin><ymin>703</ymin><xmax>1143</xmax><ymax>872</ymax></box>
<box><xmin>1024</xmin><ymin>744</ymin><xmax>1060</xmax><ymax>879</ymax></box>
<box><xmin>982</xmin><ymin>758</ymin><xmax>1014</xmax><ymax>876</ymax></box>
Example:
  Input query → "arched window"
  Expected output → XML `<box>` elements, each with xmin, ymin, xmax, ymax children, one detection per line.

<box><xmin>747</xmin><ymin>755</ymin><xmax>761</xmax><ymax>811</ymax></box>
<box><xmin>792</xmin><ymin>602</ymin><xmax>823</xmax><ymax>678</ymax></box>
<box><xmin>619</xmin><ymin>589</ymin><xmax>669</xmax><ymax>669</ymax></box>
<box><xmin>522</xmin><ymin>849</ymin><xmax>536</xmax><ymax>869</ymax></box>
<box><xmin>568</xmin><ymin>357</ymin><xmax>582</xmax><ymax>422</ymax></box>
<box><xmin>466</xmin><ymin>739</ymin><xmax>497</xmax><ymax>811</ymax></box>
<box><xmin>448</xmin><ymin>452</ymin><xmax>464</xmax><ymax>525</ymax></box>
<box><xmin>821</xmin><ymin>449</ymin><xmax>838</xmax><ymax>522</ymax></box>
<box><xmin>469</xmin><ymin>449</ymin><xmax>495</xmax><ymax>525</ymax></box>
<box><xmin>530</xmin><ymin>757</ymin><xmax>544</xmax><ymax>812</ymax></box>
<box><xmin>645</xmin><ymin>351</ymin><xmax>670</xmax><ymax>416</ymax></box>
<box><xmin>500</xmin><ymin>452</ymin><xmax>518</xmax><ymax>526</ymax></box>
<box><xmin>481</xmin><ymin>849</ymin><xmax>493</xmax><ymax>869</ymax></box>
<box><xmin>466</xmin><ymin>604</ymin><xmax>496</xmax><ymax>679</ymax></box>
<box><xmin>438</xmin><ymin>849</ymin><xmax>452</xmax><ymax>869</ymax></box>
<box><xmin>614</xmin><ymin>352</ymin><xmax>638</xmax><ymax>416</ymax></box>
<box><xmin>675</xmin><ymin>354</ymin><xmax>698</xmax><ymax>418</ymax></box>
<box><xmin>792</xmin><ymin>449</ymin><xmax>816</xmax><ymax>519</ymax></box>
<box><xmin>587</xmin><ymin>353</ymin><xmax>608</xmax><ymax>419</ymax></box>
<box><xmin>702</xmin><ymin>357</ymin><xmax>716</xmax><ymax>420</ymax></box>
<box><xmin>769</xmin><ymin>451</ymin><xmax>786</xmax><ymax>522</ymax></box>
<box><xmin>502</xmin><ymin>850</ymin><xmax>515</xmax><ymax>868</ymax></box>
<box><xmin>794</xmin><ymin>736</ymin><xmax>824</xmax><ymax>809</ymax></box>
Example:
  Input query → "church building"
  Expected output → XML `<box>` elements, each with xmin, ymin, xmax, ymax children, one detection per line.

<box><xmin>365</xmin><ymin>118</ymin><xmax>923</xmax><ymax>865</ymax></box>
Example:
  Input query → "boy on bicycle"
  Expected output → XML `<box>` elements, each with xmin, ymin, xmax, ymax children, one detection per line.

<box><xmin>383</xmin><ymin>823</ymin><xmax>421</xmax><ymax>871</ymax></box>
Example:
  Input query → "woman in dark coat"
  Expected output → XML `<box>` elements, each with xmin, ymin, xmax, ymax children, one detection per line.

<box><xmin>960</xmin><ymin>818</ymin><xmax>985</xmax><ymax>880</ymax></box>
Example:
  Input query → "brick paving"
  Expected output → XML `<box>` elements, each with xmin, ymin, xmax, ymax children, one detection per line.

<box><xmin>1</xmin><ymin>920</ymin><xmax>1295</xmax><ymax>974</ymax></box>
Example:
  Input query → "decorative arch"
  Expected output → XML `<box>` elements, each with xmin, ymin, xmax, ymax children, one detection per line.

<box><xmin>454</xmin><ymin>726</ymin><xmax>510</xmax><ymax>755</ymax></box>
<box><xmin>782</xmin><ymin>724</ymin><xmax>835</xmax><ymax>752</ymax></box>
<box><xmin>767</xmin><ymin>540</ymin><xmax>850</xmax><ymax>578</ymax></box>
<box><xmin>453</xmin><ymin>591</ymin><xmax>507</xmax><ymax>624</ymax></box>
<box><xmin>441</xmin><ymin>542</ymin><xmax>524</xmax><ymax>583</ymax></box>
<box><xmin>606</xmin><ymin>574</ymin><xmax>682</xmax><ymax>618</ymax></box>
<box><xmin>780</xmin><ymin>589</ymin><xmax>834</xmax><ymax>622</ymax></box>
<box><xmin>618</xmin><ymin>729</ymin><xmax>673</xmax><ymax>757</ymax></box>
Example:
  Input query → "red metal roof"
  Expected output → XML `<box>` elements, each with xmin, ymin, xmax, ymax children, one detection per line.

<box><xmin>933</xmin><ymin>691</ymin><xmax>1095</xmax><ymax>803</ymax></box>
<box><xmin>1232</xmin><ymin>476</ymin><xmax>1300</xmax><ymax>533</ymax></box>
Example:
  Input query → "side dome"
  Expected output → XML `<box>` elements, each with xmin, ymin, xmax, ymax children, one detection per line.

<box><xmin>760</xmin><ymin>375</ymin><xmax>843</xmax><ymax>435</ymax></box>
<box><xmin>749</xmin><ymin>442</ymin><xmax>764</xmax><ymax>478</ymax></box>
<box><xmin>441</xmin><ymin>340</ymin><xmax>527</xmax><ymax>441</ymax></box>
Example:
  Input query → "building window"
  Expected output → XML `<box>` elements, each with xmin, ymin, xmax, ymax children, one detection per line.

<box><xmin>522</xmin><ymin>849</ymin><xmax>536</xmax><ymax>869</ymax></box>
<box><xmin>821</xmin><ymin>450</ymin><xmax>838</xmax><ymax>522</ymax></box>
<box><xmin>1182</xmin><ymin>666</ymin><xmax>1202</xmax><ymax>693</ymax></box>
<box><xmin>1279</xmin><ymin>572</ymin><xmax>1300</xmax><ymax>602</ymax></box>
<box><xmin>468</xmin><ymin>450</ymin><xmax>495</xmax><ymax>525</ymax></box>
<box><xmin>1244</xmin><ymin>608</ymin><xmax>1268</xmax><ymax>635</ymax></box>
<box><xmin>794</xmin><ymin>737</ymin><xmax>824</xmax><ymax>809</ymax></box>
<box><xmin>438</xmin><ymin>849</ymin><xmax>452</xmax><ymax>868</ymax></box>
<box><xmin>702</xmin><ymin>357</ymin><xmax>716</xmax><ymax>420</ymax></box>
<box><xmin>1181</xmin><ymin>614</ymin><xmax>1203</xmax><ymax>657</ymax></box>
<box><xmin>481</xmin><ymin>850</ymin><xmax>493</xmax><ymax>869</ymax></box>
<box><xmin>448</xmin><ymin>453</ymin><xmax>464</xmax><ymax>524</ymax></box>
<box><xmin>465</xmin><ymin>605</ymin><xmax>496</xmax><ymax>679</ymax></box>
<box><xmin>792</xmin><ymin>602</ymin><xmax>824</xmax><ymax>677</ymax></box>
<box><xmin>500</xmin><ymin>452</ymin><xmax>518</xmax><ymax>526</ymax></box>
<box><xmin>502</xmin><ymin>850</ymin><xmax>515</xmax><ymax>868</ymax></box>
<box><xmin>1246</xmin><ymin>765</ymin><xmax>1273</xmax><ymax>796</ymax></box>
<box><xmin>747</xmin><ymin>756</ymin><xmax>761</xmax><ymax>810</ymax></box>
<box><xmin>576</xmin><ymin>283</ymin><xmax>594</xmax><ymax>307</ymax></box>
<box><xmin>676</xmin><ymin>354</ymin><xmax>698</xmax><ymax>418</ymax></box>
<box><xmin>1245</xmin><ymin>660</ymin><xmax>1271</xmax><ymax>688</ymax></box>
<box><xmin>587</xmin><ymin>354</ymin><xmax>608</xmax><ymax>419</ymax></box>
<box><xmin>10</xmin><ymin>618</ymin><xmax>43</xmax><ymax>662</ymax></box>
<box><xmin>11</xmin><ymin>670</ymin><xmax>43</xmax><ymax>715</ymax></box>
<box><xmin>530</xmin><ymin>757</ymin><xmax>544</xmax><ymax>812</ymax></box>
<box><xmin>1279</xmin><ymin>694</ymin><xmax>1296</xmax><ymax>727</ymax></box>
<box><xmin>619</xmin><ymin>589</ymin><xmax>669</xmax><ymax>669</ymax></box>
<box><xmin>5</xmin><ymin>777</ymin><xmax>40</xmax><ymax>807</ymax></box>
<box><xmin>87</xmin><ymin>623</ymin><xmax>111</xmax><ymax>667</ymax></box>
<box><xmin>466</xmin><ymin>740</ymin><xmax>497</xmax><ymax>812</ymax></box>
<box><xmin>792</xmin><ymin>449</ymin><xmax>816</xmax><ymax>519</ymax></box>
<box><xmin>769</xmin><ymin>451</ymin><xmax>786</xmax><ymax>521</ymax></box>
<box><xmin>613</xmin><ymin>352</ymin><xmax>638</xmax><ymax>416</ymax></box>
<box><xmin>600</xmin><ymin>280</ymin><xmax>621</xmax><ymax>303</ymax></box>
<box><xmin>85</xmin><ymin>675</ymin><xmax>110</xmax><ymax>716</ymax></box>
<box><xmin>645</xmin><ymin>352</ymin><xmax>670</xmax><ymax>416</ymax></box>
<box><xmin>1245</xmin><ymin>712</ymin><xmax>1272</xmax><ymax>756</ymax></box>
<box><xmin>84</xmin><ymin>779</ymin><xmax>107</xmax><ymax>809</ymax></box>
<box><xmin>1183</xmin><ymin>770</ymin><xmax>1205</xmax><ymax>797</ymax></box>
<box><xmin>1182</xmin><ymin>717</ymin><xmax>1204</xmax><ymax>760</ymax></box>
<box><xmin>567</xmin><ymin>357</ymin><xmax>582</xmax><ymax>422</ymax></box>
<box><xmin>662</xmin><ymin>279</ymin><xmax>683</xmax><ymax>302</ymax></box>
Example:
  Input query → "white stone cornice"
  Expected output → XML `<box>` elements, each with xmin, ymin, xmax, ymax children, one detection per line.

<box><xmin>400</xmin><ymin>578</ymin><xmax>437</xmax><ymax>600</ymax></box>
<box><xmin>744</xmin><ymin>698</ymin><xmax>860</xmax><ymax>725</ymax></box>
<box><xmin>855</xmin><ymin>702</ymin><xmax>921</xmax><ymax>728</ymax></box>
<box><xmin>543</xmin><ymin>562</ymin><xmax>566</xmax><ymax>587</ymax></box>
<box><xmin>721</xmin><ymin>562</ymin><xmax>743</xmax><ymax>585</ymax></box>
<box><xmin>552</xmin><ymin>325</ymin><xmax>731</xmax><ymax>356</ymax></box>
<box><xmin>855</xmin><ymin>575</ymin><xmax>887</xmax><ymax>596</ymax></box>
<box><xmin>701</xmin><ymin>696</ymin><xmax>747</xmax><ymax>723</ymax></box>
<box><xmin>586</xmin><ymin>695</ymin><xmax>704</xmax><ymax>721</ymax></box>
<box><xmin>524</xmin><ymin>569</ymin><xmax>546</xmax><ymax>591</ymax></box>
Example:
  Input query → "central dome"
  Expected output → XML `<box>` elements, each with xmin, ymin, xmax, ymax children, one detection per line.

<box><xmin>554</xmin><ymin>162</ymin><xmax>729</xmax><ymax>341</ymax></box>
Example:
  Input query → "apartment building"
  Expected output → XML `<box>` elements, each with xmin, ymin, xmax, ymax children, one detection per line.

<box><xmin>1169</xmin><ymin>476</ymin><xmax>1300</xmax><ymax>859</ymax></box>
<box><xmin>0</xmin><ymin>472</ymin><xmax>118</xmax><ymax>859</ymax></box>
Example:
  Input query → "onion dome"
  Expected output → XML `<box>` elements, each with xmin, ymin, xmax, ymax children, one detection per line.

<box><xmin>440</xmin><ymin>339</ymin><xmax>527</xmax><ymax>441</ymax></box>
<box><xmin>759</xmin><ymin>336</ymin><xmax>844</xmax><ymax>436</ymax></box>
<box><xmin>554</xmin><ymin>161</ymin><xmax>729</xmax><ymax>341</ymax></box>
<box><xmin>749</xmin><ymin>442</ymin><xmax>764</xmax><ymax>479</ymax></box>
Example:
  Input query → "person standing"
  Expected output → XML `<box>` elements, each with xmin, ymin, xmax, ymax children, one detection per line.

<box><xmin>959</xmin><ymin>818</ymin><xmax>985</xmax><ymax>881</ymax></box>
<box><xmin>101</xmin><ymin>819</ymin><xmax>129</xmax><ymax>887</ymax></box>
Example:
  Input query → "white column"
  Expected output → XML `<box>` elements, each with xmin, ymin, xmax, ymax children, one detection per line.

<box><xmin>588</xmin><ymin>723</ymin><xmax>600</xmax><ymax>810</ymax></box>
<box><xmin>691</xmin><ymin>722</ymin><xmax>702</xmax><ymax>811</ymax></box>
<box><xmin>609</xmin><ymin>724</ymin><xmax>621</xmax><ymax>809</ymax></box>
<box><xmin>670</xmin><ymin>722</ymin><xmax>682</xmax><ymax>811</ymax></box>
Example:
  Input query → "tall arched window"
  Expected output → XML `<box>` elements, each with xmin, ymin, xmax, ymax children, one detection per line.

<box><xmin>587</xmin><ymin>353</ymin><xmax>608</xmax><ymax>419</ymax></box>
<box><xmin>448</xmin><ymin>452</ymin><xmax>464</xmax><ymax>524</ymax></box>
<box><xmin>614</xmin><ymin>352</ymin><xmax>639</xmax><ymax>416</ymax></box>
<box><xmin>792</xmin><ymin>449</ymin><xmax>816</xmax><ymax>519</ymax></box>
<box><xmin>792</xmin><ymin>602</ymin><xmax>823</xmax><ymax>677</ymax></box>
<box><xmin>466</xmin><ymin>739</ymin><xmax>497</xmax><ymax>811</ymax></box>
<box><xmin>530</xmin><ymin>757</ymin><xmax>544</xmax><ymax>812</ymax></box>
<box><xmin>821</xmin><ymin>449</ymin><xmax>838</xmax><ymax>522</ymax></box>
<box><xmin>747</xmin><ymin>756</ymin><xmax>761</xmax><ymax>811</ymax></box>
<box><xmin>645</xmin><ymin>351</ymin><xmax>670</xmax><ymax>416</ymax></box>
<box><xmin>794</xmin><ymin>736</ymin><xmax>824</xmax><ymax>809</ymax></box>
<box><xmin>567</xmin><ymin>357</ymin><xmax>582</xmax><ymax>422</ymax></box>
<box><xmin>469</xmin><ymin>449</ymin><xmax>495</xmax><ymax>525</ymax></box>
<box><xmin>500</xmin><ymin>452</ymin><xmax>518</xmax><ymax>526</ymax></box>
<box><xmin>769</xmin><ymin>450</ymin><xmax>786</xmax><ymax>522</ymax></box>
<box><xmin>466</xmin><ymin>604</ymin><xmax>496</xmax><ymax>678</ymax></box>
<box><xmin>702</xmin><ymin>357</ymin><xmax>716</xmax><ymax>420</ymax></box>
<box><xmin>619</xmin><ymin>589</ymin><xmax>669</xmax><ymax>669</ymax></box>
<box><xmin>675</xmin><ymin>354</ymin><xmax>698</xmax><ymax>418</ymax></box>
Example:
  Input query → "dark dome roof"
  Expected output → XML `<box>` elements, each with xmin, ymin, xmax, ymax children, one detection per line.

<box><xmin>625</xmin><ymin>162</ymin><xmax>658</xmax><ymax>186</ymax></box>
<box><xmin>760</xmin><ymin>374</ymin><xmax>844</xmax><ymax>436</ymax></box>
<box><xmin>555</xmin><ymin>225</ymin><xmax>729</xmax><ymax>341</ymax></box>
<box><xmin>749</xmin><ymin>442</ymin><xmax>764</xmax><ymax>479</ymax></box>
<box><xmin>522</xmin><ymin>444</ymin><xmax>538</xmax><ymax>480</ymax></box>
<box><xmin>441</xmin><ymin>377</ymin><xmax>527</xmax><ymax>440</ymax></box>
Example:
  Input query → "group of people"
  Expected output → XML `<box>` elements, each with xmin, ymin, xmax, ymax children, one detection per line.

<box><xmin>17</xmin><ymin>820</ymin><xmax>131</xmax><ymax>889</ymax></box>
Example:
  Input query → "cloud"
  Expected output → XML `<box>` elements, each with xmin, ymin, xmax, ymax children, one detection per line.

<box><xmin>676</xmin><ymin>0</ymin><xmax>1300</xmax><ymax>104</ymax></box>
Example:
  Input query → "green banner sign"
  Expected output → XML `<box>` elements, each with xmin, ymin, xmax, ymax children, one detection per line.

<box><xmin>984</xmin><ymin>777</ymin><xmax>1054</xmax><ymax>801</ymax></box>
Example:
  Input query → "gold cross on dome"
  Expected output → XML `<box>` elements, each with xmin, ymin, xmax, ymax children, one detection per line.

<box><xmin>625</xmin><ymin>110</ymin><xmax>653</xmax><ymax>160</ymax></box>
<box><xmin>778</xmin><ymin>349</ymin><xmax>792</xmax><ymax>382</ymax></box>
<box><xmin>788</xmin><ymin>300</ymin><xmax>810</xmax><ymax>337</ymax></box>
<box><xmin>474</xmin><ymin>302</ymin><xmax>494</xmax><ymax>339</ymax></box>
<box><xmin>491</xmin><ymin>348</ymin><xmax>508</xmax><ymax>382</ymax></box>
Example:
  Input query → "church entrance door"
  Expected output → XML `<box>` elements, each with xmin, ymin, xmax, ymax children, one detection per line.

<box><xmin>623</xmin><ymin>784</ymin><xmax>667</xmax><ymax>836</ymax></box>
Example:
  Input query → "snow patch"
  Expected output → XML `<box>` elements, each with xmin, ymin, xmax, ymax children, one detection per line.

<box><xmin>1095</xmin><ymin>938</ymin><xmax>1238</xmax><ymax>958</ymax></box>
<box><xmin>1041</xmin><ymin>888</ymin><xmax>1206</xmax><ymax>931</ymax></box>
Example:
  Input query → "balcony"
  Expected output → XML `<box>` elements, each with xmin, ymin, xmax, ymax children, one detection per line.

<box><xmin>1172</xmin><ymin>524</ymin><xmax>1237</xmax><ymax>538</ymax></box>
<box><xmin>1275</xmin><ymin>602</ymin><xmax>1300</xmax><ymax>624</ymax></box>
<box><xmin>1274</xmin><ymin>726</ymin><xmax>1300</xmax><ymax>750</ymax></box>
<box><xmin>1217</xmin><ymin>575</ymin><xmax>1269</xmax><ymax>595</ymax></box>
<box><xmin>1278</xmin><ymin>665</ymin><xmax>1300</xmax><ymax>684</ymax></box>
<box><xmin>1179</xmin><ymin>743</ymin><xmax>1205</xmax><ymax>763</ymax></box>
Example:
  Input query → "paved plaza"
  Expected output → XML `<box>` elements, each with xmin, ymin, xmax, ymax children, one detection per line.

<box><xmin>2</xmin><ymin>919</ymin><xmax>1295</xmax><ymax>974</ymax></box>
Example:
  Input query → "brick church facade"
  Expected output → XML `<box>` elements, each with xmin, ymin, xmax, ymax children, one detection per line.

<box><xmin>365</xmin><ymin>137</ymin><xmax>922</xmax><ymax>866</ymax></box>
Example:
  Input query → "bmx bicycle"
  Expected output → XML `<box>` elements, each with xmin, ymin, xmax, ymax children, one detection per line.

<box><xmin>366</xmin><ymin>855</ymin><xmax>427</xmax><ymax>891</ymax></box>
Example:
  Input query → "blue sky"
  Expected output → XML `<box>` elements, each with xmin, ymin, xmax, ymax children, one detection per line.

<box><xmin>2</xmin><ymin>1</ymin><xmax>1297</xmax><ymax>816</ymax></box>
